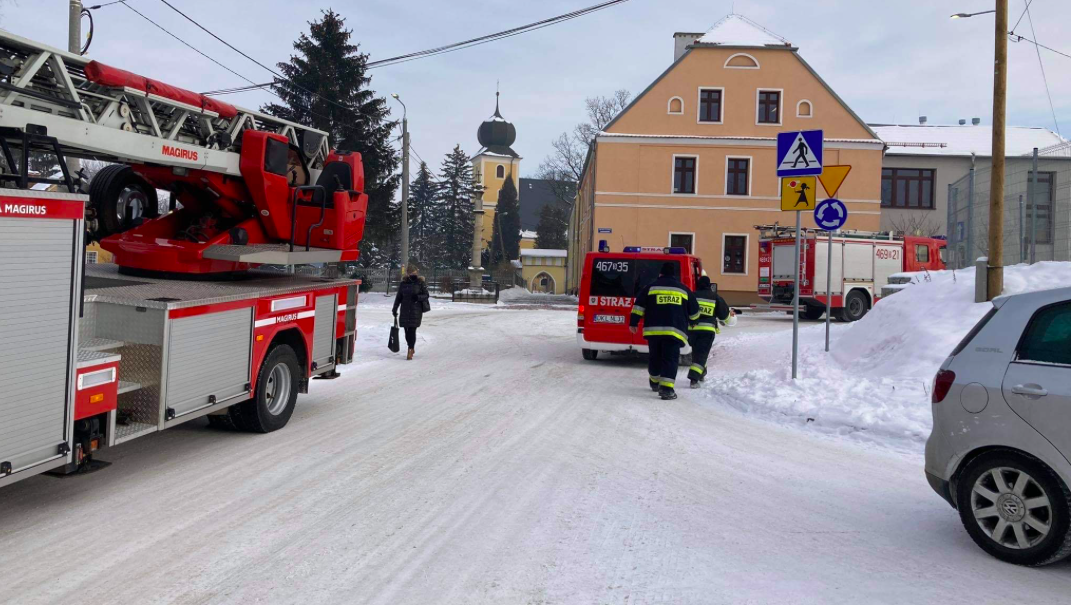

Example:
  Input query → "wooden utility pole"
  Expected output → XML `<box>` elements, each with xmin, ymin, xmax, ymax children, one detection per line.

<box><xmin>986</xmin><ymin>0</ymin><xmax>1008</xmax><ymax>300</ymax></box>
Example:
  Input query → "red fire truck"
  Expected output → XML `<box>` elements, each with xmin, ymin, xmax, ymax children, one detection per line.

<box><xmin>577</xmin><ymin>246</ymin><xmax>704</xmax><ymax>360</ymax></box>
<box><xmin>755</xmin><ymin>224</ymin><xmax>946</xmax><ymax>322</ymax></box>
<box><xmin>0</xmin><ymin>31</ymin><xmax>365</xmax><ymax>488</ymax></box>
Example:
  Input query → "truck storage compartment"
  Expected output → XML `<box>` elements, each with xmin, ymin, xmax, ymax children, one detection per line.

<box><xmin>0</xmin><ymin>214</ymin><xmax>78</xmax><ymax>482</ymax></box>
<box><xmin>165</xmin><ymin>307</ymin><xmax>252</xmax><ymax>418</ymax></box>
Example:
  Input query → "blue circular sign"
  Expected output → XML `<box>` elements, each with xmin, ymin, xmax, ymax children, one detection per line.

<box><xmin>814</xmin><ymin>198</ymin><xmax>848</xmax><ymax>231</ymax></box>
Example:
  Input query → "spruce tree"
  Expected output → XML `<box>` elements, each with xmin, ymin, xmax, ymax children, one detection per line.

<box><xmin>262</xmin><ymin>9</ymin><xmax>399</xmax><ymax>266</ymax></box>
<box><xmin>490</xmin><ymin>175</ymin><xmax>521</xmax><ymax>264</ymax></box>
<box><xmin>434</xmin><ymin>145</ymin><xmax>481</xmax><ymax>269</ymax></box>
<box><xmin>408</xmin><ymin>161</ymin><xmax>438</xmax><ymax>266</ymax></box>
<box><xmin>535</xmin><ymin>203</ymin><xmax>569</xmax><ymax>250</ymax></box>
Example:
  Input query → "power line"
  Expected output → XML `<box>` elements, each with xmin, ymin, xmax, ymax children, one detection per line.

<box><xmin>200</xmin><ymin>0</ymin><xmax>630</xmax><ymax>96</ymax></box>
<box><xmin>1021</xmin><ymin>0</ymin><xmax>1060</xmax><ymax>135</ymax></box>
<box><xmin>1011</xmin><ymin>0</ymin><xmax>1033</xmax><ymax>33</ymax></box>
<box><xmin>1012</xmin><ymin>33</ymin><xmax>1071</xmax><ymax>61</ymax></box>
<box><xmin>85</xmin><ymin>0</ymin><xmax>132</xmax><ymax>8</ymax></box>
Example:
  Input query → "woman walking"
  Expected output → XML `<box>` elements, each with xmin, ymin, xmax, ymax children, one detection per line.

<box><xmin>392</xmin><ymin>267</ymin><xmax>430</xmax><ymax>360</ymax></box>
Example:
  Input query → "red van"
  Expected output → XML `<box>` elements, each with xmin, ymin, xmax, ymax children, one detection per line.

<box><xmin>577</xmin><ymin>247</ymin><xmax>703</xmax><ymax>360</ymax></box>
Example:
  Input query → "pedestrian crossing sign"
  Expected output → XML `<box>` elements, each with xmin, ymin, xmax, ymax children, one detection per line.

<box><xmin>776</xmin><ymin>130</ymin><xmax>823</xmax><ymax>177</ymax></box>
<box><xmin>781</xmin><ymin>176</ymin><xmax>817</xmax><ymax>211</ymax></box>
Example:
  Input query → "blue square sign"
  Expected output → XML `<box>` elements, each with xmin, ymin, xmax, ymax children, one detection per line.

<box><xmin>777</xmin><ymin>130</ymin><xmax>823</xmax><ymax>177</ymax></box>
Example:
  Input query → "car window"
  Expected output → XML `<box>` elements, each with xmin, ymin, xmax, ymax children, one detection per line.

<box><xmin>916</xmin><ymin>244</ymin><xmax>929</xmax><ymax>263</ymax></box>
<box><xmin>590</xmin><ymin>259</ymin><xmax>635</xmax><ymax>297</ymax></box>
<box><xmin>635</xmin><ymin>260</ymin><xmax>665</xmax><ymax>291</ymax></box>
<box><xmin>1017</xmin><ymin>301</ymin><xmax>1071</xmax><ymax>366</ymax></box>
<box><xmin>951</xmin><ymin>307</ymin><xmax>998</xmax><ymax>356</ymax></box>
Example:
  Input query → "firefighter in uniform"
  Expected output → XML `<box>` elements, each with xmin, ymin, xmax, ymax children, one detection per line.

<box><xmin>687</xmin><ymin>276</ymin><xmax>732</xmax><ymax>388</ymax></box>
<box><xmin>629</xmin><ymin>262</ymin><xmax>700</xmax><ymax>400</ymax></box>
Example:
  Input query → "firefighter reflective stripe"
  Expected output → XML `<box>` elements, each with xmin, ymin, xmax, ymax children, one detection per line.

<box><xmin>649</xmin><ymin>376</ymin><xmax>660</xmax><ymax>383</ymax></box>
<box><xmin>649</xmin><ymin>287</ymin><xmax>689</xmax><ymax>299</ymax></box>
<box><xmin>689</xmin><ymin>310</ymin><xmax>702</xmax><ymax>320</ymax></box>
<box><xmin>689</xmin><ymin>323</ymin><xmax>717</xmax><ymax>332</ymax></box>
<box><xmin>649</xmin><ymin>287</ymin><xmax>688</xmax><ymax>306</ymax></box>
<box><xmin>642</xmin><ymin>326</ymin><xmax>689</xmax><ymax>345</ymax></box>
<box><xmin>659</xmin><ymin>379</ymin><xmax>675</xmax><ymax>388</ymax></box>
<box><xmin>698</xmin><ymin>301</ymin><xmax>716</xmax><ymax>316</ymax></box>
<box><xmin>689</xmin><ymin>364</ymin><xmax>704</xmax><ymax>374</ymax></box>
<box><xmin>631</xmin><ymin>305</ymin><xmax>645</xmax><ymax>316</ymax></box>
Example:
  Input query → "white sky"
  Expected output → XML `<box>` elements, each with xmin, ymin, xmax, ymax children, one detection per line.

<box><xmin>5</xmin><ymin>1</ymin><xmax>1070</xmax><ymax>181</ymax></box>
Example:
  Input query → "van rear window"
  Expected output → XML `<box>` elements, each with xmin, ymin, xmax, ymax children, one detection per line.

<box><xmin>590</xmin><ymin>258</ymin><xmax>673</xmax><ymax>297</ymax></box>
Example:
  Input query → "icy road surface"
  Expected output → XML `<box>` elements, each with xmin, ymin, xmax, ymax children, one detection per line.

<box><xmin>2</xmin><ymin>299</ymin><xmax>1070</xmax><ymax>604</ymax></box>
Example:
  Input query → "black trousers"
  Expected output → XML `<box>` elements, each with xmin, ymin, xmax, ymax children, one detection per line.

<box><xmin>646</xmin><ymin>335</ymin><xmax>681</xmax><ymax>391</ymax></box>
<box><xmin>687</xmin><ymin>331</ymin><xmax>715</xmax><ymax>381</ymax></box>
<box><xmin>404</xmin><ymin>327</ymin><xmax>417</xmax><ymax>349</ymax></box>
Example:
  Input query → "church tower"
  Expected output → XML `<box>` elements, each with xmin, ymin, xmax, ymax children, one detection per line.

<box><xmin>472</xmin><ymin>92</ymin><xmax>520</xmax><ymax>252</ymax></box>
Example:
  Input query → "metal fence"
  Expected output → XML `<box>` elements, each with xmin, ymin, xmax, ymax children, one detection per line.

<box><xmin>947</xmin><ymin>142</ymin><xmax>1071</xmax><ymax>269</ymax></box>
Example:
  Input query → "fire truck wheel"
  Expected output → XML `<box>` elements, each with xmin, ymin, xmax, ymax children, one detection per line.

<box><xmin>582</xmin><ymin>348</ymin><xmax>598</xmax><ymax>361</ymax></box>
<box><xmin>240</xmin><ymin>344</ymin><xmax>300</xmax><ymax>433</ymax></box>
<box><xmin>802</xmin><ymin>307</ymin><xmax>825</xmax><ymax>321</ymax></box>
<box><xmin>839</xmin><ymin>291</ymin><xmax>869</xmax><ymax>322</ymax></box>
<box><xmin>89</xmin><ymin>165</ymin><xmax>159</xmax><ymax>238</ymax></box>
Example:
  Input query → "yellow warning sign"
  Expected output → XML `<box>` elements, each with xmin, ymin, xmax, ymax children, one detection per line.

<box><xmin>818</xmin><ymin>165</ymin><xmax>852</xmax><ymax>198</ymax></box>
<box><xmin>781</xmin><ymin>176</ymin><xmax>817</xmax><ymax>211</ymax></box>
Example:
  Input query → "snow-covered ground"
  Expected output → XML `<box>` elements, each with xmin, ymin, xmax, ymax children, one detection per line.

<box><xmin>3</xmin><ymin>279</ymin><xmax>1071</xmax><ymax>604</ymax></box>
<box><xmin>704</xmin><ymin>262</ymin><xmax>1071</xmax><ymax>450</ymax></box>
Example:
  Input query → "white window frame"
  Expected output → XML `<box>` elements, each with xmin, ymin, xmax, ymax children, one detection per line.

<box><xmin>724</xmin><ymin>155</ymin><xmax>753</xmax><ymax>197</ymax></box>
<box><xmin>755</xmin><ymin>88</ymin><xmax>784</xmax><ymax>126</ymax></box>
<box><xmin>796</xmin><ymin>99</ymin><xmax>813</xmax><ymax>118</ymax></box>
<box><xmin>668</xmin><ymin>231</ymin><xmax>696</xmax><ymax>254</ymax></box>
<box><xmin>721</xmin><ymin>233</ymin><xmax>750</xmax><ymax>276</ymax></box>
<box><xmin>696</xmin><ymin>87</ymin><xmax>725</xmax><ymax>125</ymax></box>
<box><xmin>724</xmin><ymin>52</ymin><xmax>760</xmax><ymax>69</ymax></box>
<box><xmin>671</xmin><ymin>154</ymin><xmax>699</xmax><ymax>195</ymax></box>
<box><xmin>667</xmin><ymin>96</ymin><xmax>684</xmax><ymax>115</ymax></box>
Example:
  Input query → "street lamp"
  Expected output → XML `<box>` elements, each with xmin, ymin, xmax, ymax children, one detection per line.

<box><xmin>391</xmin><ymin>93</ymin><xmax>409</xmax><ymax>278</ymax></box>
<box><xmin>950</xmin><ymin>2</ymin><xmax>1007</xmax><ymax>299</ymax></box>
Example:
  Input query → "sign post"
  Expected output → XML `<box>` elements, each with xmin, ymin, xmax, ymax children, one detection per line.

<box><xmin>777</xmin><ymin>130</ymin><xmax>823</xmax><ymax>379</ymax></box>
<box><xmin>816</xmin><ymin>166</ymin><xmax>851</xmax><ymax>353</ymax></box>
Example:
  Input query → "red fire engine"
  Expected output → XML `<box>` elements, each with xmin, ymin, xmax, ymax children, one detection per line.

<box><xmin>755</xmin><ymin>224</ymin><xmax>946</xmax><ymax>322</ymax></box>
<box><xmin>577</xmin><ymin>246</ymin><xmax>704</xmax><ymax>360</ymax></box>
<box><xmin>0</xmin><ymin>31</ymin><xmax>366</xmax><ymax>488</ymax></box>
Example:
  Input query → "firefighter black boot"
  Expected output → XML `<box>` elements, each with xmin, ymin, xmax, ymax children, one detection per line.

<box><xmin>659</xmin><ymin>387</ymin><xmax>678</xmax><ymax>400</ymax></box>
<box><xmin>649</xmin><ymin>378</ymin><xmax>660</xmax><ymax>392</ymax></box>
<box><xmin>690</xmin><ymin>379</ymin><xmax>700</xmax><ymax>389</ymax></box>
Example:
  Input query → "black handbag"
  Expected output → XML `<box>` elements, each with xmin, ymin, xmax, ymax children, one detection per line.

<box><xmin>388</xmin><ymin>317</ymin><xmax>400</xmax><ymax>353</ymax></box>
<box><xmin>421</xmin><ymin>297</ymin><xmax>431</xmax><ymax>313</ymax></box>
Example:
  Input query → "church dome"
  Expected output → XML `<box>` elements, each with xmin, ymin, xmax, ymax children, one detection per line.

<box><xmin>477</xmin><ymin>93</ymin><xmax>517</xmax><ymax>156</ymax></box>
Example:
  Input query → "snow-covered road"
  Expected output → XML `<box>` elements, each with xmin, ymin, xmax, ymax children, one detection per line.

<box><xmin>2</xmin><ymin>299</ymin><xmax>1070</xmax><ymax>604</ymax></box>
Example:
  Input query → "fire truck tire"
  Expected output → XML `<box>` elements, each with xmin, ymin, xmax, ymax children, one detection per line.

<box><xmin>238</xmin><ymin>344</ymin><xmax>300</xmax><ymax>433</ymax></box>
<box><xmin>839</xmin><ymin>291</ymin><xmax>869</xmax><ymax>322</ymax></box>
<box><xmin>89</xmin><ymin>165</ymin><xmax>159</xmax><ymax>238</ymax></box>
<box><xmin>582</xmin><ymin>348</ymin><xmax>598</xmax><ymax>360</ymax></box>
<box><xmin>802</xmin><ymin>307</ymin><xmax>825</xmax><ymax>321</ymax></box>
<box><xmin>206</xmin><ymin>412</ymin><xmax>239</xmax><ymax>431</ymax></box>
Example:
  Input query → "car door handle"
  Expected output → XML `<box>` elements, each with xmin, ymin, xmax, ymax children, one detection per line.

<box><xmin>1012</xmin><ymin>384</ymin><xmax>1049</xmax><ymax>398</ymax></box>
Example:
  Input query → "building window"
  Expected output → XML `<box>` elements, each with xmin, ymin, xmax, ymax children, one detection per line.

<box><xmin>668</xmin><ymin>97</ymin><xmax>684</xmax><ymax>114</ymax></box>
<box><xmin>915</xmin><ymin>244</ymin><xmax>929</xmax><ymax>263</ymax></box>
<box><xmin>726</xmin><ymin>158</ymin><xmax>749</xmax><ymax>196</ymax></box>
<box><xmin>881</xmin><ymin>168</ymin><xmax>935</xmax><ymax>209</ymax></box>
<box><xmin>724</xmin><ymin>53</ymin><xmax>760</xmax><ymax>69</ymax></box>
<box><xmin>698</xmin><ymin>88</ymin><xmax>722</xmax><ymax>123</ymax></box>
<box><xmin>673</xmin><ymin>156</ymin><xmax>696</xmax><ymax>194</ymax></box>
<box><xmin>796</xmin><ymin>100</ymin><xmax>812</xmax><ymax>118</ymax></box>
<box><xmin>757</xmin><ymin>90</ymin><xmax>780</xmax><ymax>124</ymax></box>
<box><xmin>669</xmin><ymin>232</ymin><xmax>694</xmax><ymax>254</ymax></box>
<box><xmin>496</xmin><ymin>165</ymin><xmax>504</xmax><ymax>178</ymax></box>
<box><xmin>86</xmin><ymin>250</ymin><xmax>98</xmax><ymax>264</ymax></box>
<box><xmin>723</xmin><ymin>235</ymin><xmax>747</xmax><ymax>274</ymax></box>
<box><xmin>1027</xmin><ymin>171</ymin><xmax>1055</xmax><ymax>245</ymax></box>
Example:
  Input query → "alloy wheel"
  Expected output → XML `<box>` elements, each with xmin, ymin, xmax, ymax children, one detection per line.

<box><xmin>971</xmin><ymin>466</ymin><xmax>1053</xmax><ymax>550</ymax></box>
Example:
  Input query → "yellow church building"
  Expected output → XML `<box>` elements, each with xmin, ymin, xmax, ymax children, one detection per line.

<box><xmin>471</xmin><ymin>93</ymin><xmax>521</xmax><ymax>252</ymax></box>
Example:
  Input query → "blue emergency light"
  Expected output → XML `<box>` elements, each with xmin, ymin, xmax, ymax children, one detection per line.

<box><xmin>622</xmin><ymin>246</ymin><xmax>641</xmax><ymax>253</ymax></box>
<box><xmin>621</xmin><ymin>246</ymin><xmax>689</xmax><ymax>254</ymax></box>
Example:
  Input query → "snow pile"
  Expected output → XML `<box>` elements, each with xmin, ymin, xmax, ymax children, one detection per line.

<box><xmin>704</xmin><ymin>262</ymin><xmax>1071</xmax><ymax>447</ymax></box>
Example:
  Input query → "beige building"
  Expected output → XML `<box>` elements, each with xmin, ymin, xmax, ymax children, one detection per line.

<box><xmin>570</xmin><ymin>15</ymin><xmax>885</xmax><ymax>303</ymax></box>
<box><xmin>520</xmin><ymin>248</ymin><xmax>566</xmax><ymax>294</ymax></box>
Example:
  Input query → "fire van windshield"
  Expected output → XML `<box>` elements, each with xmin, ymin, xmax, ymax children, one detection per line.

<box><xmin>590</xmin><ymin>259</ymin><xmax>667</xmax><ymax>298</ymax></box>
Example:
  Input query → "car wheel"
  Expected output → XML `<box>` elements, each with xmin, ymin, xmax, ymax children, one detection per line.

<box><xmin>582</xmin><ymin>348</ymin><xmax>598</xmax><ymax>361</ymax></box>
<box><xmin>838</xmin><ymin>291</ymin><xmax>868</xmax><ymax>322</ymax></box>
<box><xmin>235</xmin><ymin>344</ymin><xmax>300</xmax><ymax>433</ymax></box>
<box><xmin>956</xmin><ymin>452</ymin><xmax>1071</xmax><ymax>566</ymax></box>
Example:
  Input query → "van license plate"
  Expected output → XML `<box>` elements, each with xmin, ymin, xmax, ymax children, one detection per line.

<box><xmin>594</xmin><ymin>314</ymin><xmax>625</xmax><ymax>324</ymax></box>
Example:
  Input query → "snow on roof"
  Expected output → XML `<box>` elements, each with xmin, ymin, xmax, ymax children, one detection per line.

<box><xmin>520</xmin><ymin>230</ymin><xmax>537</xmax><ymax>239</ymax></box>
<box><xmin>694</xmin><ymin>14</ymin><xmax>791</xmax><ymax>47</ymax></box>
<box><xmin>870</xmin><ymin>124</ymin><xmax>1067</xmax><ymax>157</ymax></box>
<box><xmin>520</xmin><ymin>248</ymin><xmax>567</xmax><ymax>258</ymax></box>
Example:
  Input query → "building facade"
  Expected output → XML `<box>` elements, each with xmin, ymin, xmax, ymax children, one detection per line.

<box><xmin>869</xmin><ymin>123</ymin><xmax>1065</xmax><ymax>237</ymax></box>
<box><xmin>520</xmin><ymin>248</ymin><xmax>566</xmax><ymax>294</ymax></box>
<box><xmin>472</xmin><ymin>94</ymin><xmax>521</xmax><ymax>251</ymax></box>
<box><xmin>571</xmin><ymin>15</ymin><xmax>884</xmax><ymax>302</ymax></box>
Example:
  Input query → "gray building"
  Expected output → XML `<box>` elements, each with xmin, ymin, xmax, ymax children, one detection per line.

<box><xmin>869</xmin><ymin>122</ymin><xmax>1065</xmax><ymax>238</ymax></box>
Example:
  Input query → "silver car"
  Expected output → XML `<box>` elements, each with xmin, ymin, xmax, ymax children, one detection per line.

<box><xmin>926</xmin><ymin>285</ymin><xmax>1071</xmax><ymax>566</ymax></box>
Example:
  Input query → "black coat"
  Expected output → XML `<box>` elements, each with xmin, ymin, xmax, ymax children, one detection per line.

<box><xmin>629</xmin><ymin>275</ymin><xmax>700</xmax><ymax>346</ymax></box>
<box><xmin>393</xmin><ymin>276</ymin><xmax>429</xmax><ymax>328</ymax></box>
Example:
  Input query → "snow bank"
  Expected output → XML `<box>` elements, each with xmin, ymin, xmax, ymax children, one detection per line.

<box><xmin>704</xmin><ymin>262</ymin><xmax>1071</xmax><ymax>448</ymax></box>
